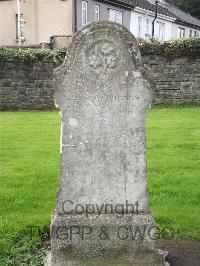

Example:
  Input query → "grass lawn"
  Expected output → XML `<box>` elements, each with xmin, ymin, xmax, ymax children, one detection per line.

<box><xmin>0</xmin><ymin>107</ymin><xmax>199</xmax><ymax>264</ymax></box>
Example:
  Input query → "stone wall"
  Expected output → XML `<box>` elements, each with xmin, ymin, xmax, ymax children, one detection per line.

<box><xmin>142</xmin><ymin>56</ymin><xmax>200</xmax><ymax>105</ymax></box>
<box><xmin>0</xmin><ymin>60</ymin><xmax>54</xmax><ymax>110</ymax></box>
<box><xmin>0</xmin><ymin>56</ymin><xmax>199</xmax><ymax>110</ymax></box>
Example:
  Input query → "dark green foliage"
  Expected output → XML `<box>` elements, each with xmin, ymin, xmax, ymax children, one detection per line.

<box><xmin>0</xmin><ymin>47</ymin><xmax>54</xmax><ymax>63</ymax></box>
<box><xmin>53</xmin><ymin>47</ymin><xmax>67</xmax><ymax>64</ymax></box>
<box><xmin>140</xmin><ymin>37</ymin><xmax>200</xmax><ymax>57</ymax></box>
<box><xmin>1</xmin><ymin>38</ymin><xmax>199</xmax><ymax>64</ymax></box>
<box><xmin>0</xmin><ymin>47</ymin><xmax>66</xmax><ymax>65</ymax></box>
<box><xmin>0</xmin><ymin>226</ymin><xmax>50</xmax><ymax>266</ymax></box>
<box><xmin>167</xmin><ymin>0</ymin><xmax>200</xmax><ymax>19</ymax></box>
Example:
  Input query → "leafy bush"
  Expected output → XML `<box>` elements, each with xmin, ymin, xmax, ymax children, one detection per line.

<box><xmin>140</xmin><ymin>37</ymin><xmax>200</xmax><ymax>57</ymax></box>
<box><xmin>53</xmin><ymin>47</ymin><xmax>67</xmax><ymax>64</ymax></box>
<box><xmin>0</xmin><ymin>47</ymin><xmax>54</xmax><ymax>63</ymax></box>
<box><xmin>0</xmin><ymin>47</ymin><xmax>67</xmax><ymax>64</ymax></box>
<box><xmin>0</xmin><ymin>37</ymin><xmax>199</xmax><ymax>64</ymax></box>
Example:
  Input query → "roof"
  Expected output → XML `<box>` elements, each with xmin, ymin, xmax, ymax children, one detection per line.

<box><xmin>130</xmin><ymin>0</ymin><xmax>173</xmax><ymax>17</ymax></box>
<box><xmin>104</xmin><ymin>0</ymin><xmax>200</xmax><ymax>29</ymax></box>
<box><xmin>102</xmin><ymin>0</ymin><xmax>135</xmax><ymax>9</ymax></box>
<box><xmin>103</xmin><ymin>0</ymin><xmax>174</xmax><ymax>17</ymax></box>
<box><xmin>158</xmin><ymin>0</ymin><xmax>200</xmax><ymax>29</ymax></box>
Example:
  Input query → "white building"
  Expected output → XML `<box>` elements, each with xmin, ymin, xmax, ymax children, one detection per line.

<box><xmin>130</xmin><ymin>7</ymin><xmax>175</xmax><ymax>41</ymax></box>
<box><xmin>159</xmin><ymin>0</ymin><xmax>200</xmax><ymax>39</ymax></box>
<box><xmin>130</xmin><ymin>0</ymin><xmax>200</xmax><ymax>41</ymax></box>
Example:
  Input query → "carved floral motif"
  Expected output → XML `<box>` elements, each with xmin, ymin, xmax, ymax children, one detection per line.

<box><xmin>87</xmin><ymin>41</ymin><xmax>117</xmax><ymax>74</ymax></box>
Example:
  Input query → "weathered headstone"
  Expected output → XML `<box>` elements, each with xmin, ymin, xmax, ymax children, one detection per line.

<box><xmin>47</xmin><ymin>22</ymin><xmax>165</xmax><ymax>265</ymax></box>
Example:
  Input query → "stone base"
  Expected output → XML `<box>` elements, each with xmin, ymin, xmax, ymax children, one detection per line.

<box><xmin>45</xmin><ymin>252</ymin><xmax>168</xmax><ymax>266</ymax></box>
<box><xmin>46</xmin><ymin>212</ymin><xmax>166</xmax><ymax>266</ymax></box>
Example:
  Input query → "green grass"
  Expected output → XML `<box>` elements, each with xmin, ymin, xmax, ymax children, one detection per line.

<box><xmin>147</xmin><ymin>106</ymin><xmax>200</xmax><ymax>240</ymax></box>
<box><xmin>0</xmin><ymin>107</ymin><xmax>200</xmax><ymax>264</ymax></box>
<box><xmin>0</xmin><ymin>111</ymin><xmax>60</xmax><ymax>264</ymax></box>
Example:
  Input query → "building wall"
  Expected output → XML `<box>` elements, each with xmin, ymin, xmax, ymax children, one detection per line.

<box><xmin>1</xmin><ymin>0</ymin><xmax>199</xmax><ymax>46</ymax></box>
<box><xmin>0</xmin><ymin>0</ymin><xmax>131</xmax><ymax>46</ymax></box>
<box><xmin>0</xmin><ymin>0</ymin><xmax>18</xmax><ymax>46</ymax></box>
<box><xmin>0</xmin><ymin>55</ymin><xmax>199</xmax><ymax>110</ymax></box>
<box><xmin>130</xmin><ymin>8</ymin><xmax>200</xmax><ymax>41</ymax></box>
<box><xmin>0</xmin><ymin>0</ymin><xmax>73</xmax><ymax>46</ymax></box>
<box><xmin>76</xmin><ymin>0</ymin><xmax>131</xmax><ymax>30</ymax></box>
<box><xmin>172</xmin><ymin>23</ymin><xmax>200</xmax><ymax>39</ymax></box>
<box><xmin>37</xmin><ymin>0</ymin><xmax>73</xmax><ymax>42</ymax></box>
<box><xmin>130</xmin><ymin>9</ymin><xmax>174</xmax><ymax>41</ymax></box>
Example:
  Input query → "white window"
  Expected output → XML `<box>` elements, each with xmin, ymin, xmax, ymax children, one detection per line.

<box><xmin>157</xmin><ymin>22</ymin><xmax>165</xmax><ymax>41</ymax></box>
<box><xmin>109</xmin><ymin>9</ymin><xmax>116</xmax><ymax>22</ymax></box>
<box><xmin>94</xmin><ymin>5</ymin><xmax>100</xmax><ymax>21</ymax></box>
<box><xmin>109</xmin><ymin>9</ymin><xmax>123</xmax><ymax>25</ymax></box>
<box><xmin>82</xmin><ymin>1</ymin><xmax>88</xmax><ymax>26</ymax></box>
<box><xmin>145</xmin><ymin>18</ymin><xmax>150</xmax><ymax>38</ymax></box>
<box><xmin>116</xmin><ymin>10</ymin><xmax>123</xmax><ymax>25</ymax></box>
<box><xmin>178</xmin><ymin>27</ymin><xmax>185</xmax><ymax>38</ymax></box>
<box><xmin>137</xmin><ymin>17</ymin><xmax>143</xmax><ymax>37</ymax></box>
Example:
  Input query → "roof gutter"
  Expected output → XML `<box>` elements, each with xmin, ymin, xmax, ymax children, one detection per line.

<box><xmin>175</xmin><ymin>19</ymin><xmax>200</xmax><ymax>31</ymax></box>
<box><xmin>102</xmin><ymin>0</ymin><xmax>134</xmax><ymax>9</ymax></box>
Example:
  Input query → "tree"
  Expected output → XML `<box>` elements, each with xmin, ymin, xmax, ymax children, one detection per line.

<box><xmin>167</xmin><ymin>0</ymin><xmax>200</xmax><ymax>19</ymax></box>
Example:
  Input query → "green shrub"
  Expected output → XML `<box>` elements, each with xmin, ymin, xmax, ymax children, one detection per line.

<box><xmin>140</xmin><ymin>37</ymin><xmax>200</xmax><ymax>57</ymax></box>
<box><xmin>0</xmin><ymin>37</ymin><xmax>199</xmax><ymax>64</ymax></box>
<box><xmin>53</xmin><ymin>47</ymin><xmax>67</xmax><ymax>64</ymax></box>
<box><xmin>0</xmin><ymin>47</ymin><xmax>54</xmax><ymax>63</ymax></box>
<box><xmin>0</xmin><ymin>47</ymin><xmax>67</xmax><ymax>64</ymax></box>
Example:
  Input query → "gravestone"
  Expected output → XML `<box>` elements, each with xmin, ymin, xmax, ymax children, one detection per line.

<box><xmin>47</xmin><ymin>22</ymin><xmax>166</xmax><ymax>265</ymax></box>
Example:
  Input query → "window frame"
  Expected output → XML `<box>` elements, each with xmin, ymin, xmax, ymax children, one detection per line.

<box><xmin>82</xmin><ymin>0</ymin><xmax>88</xmax><ymax>26</ymax></box>
<box><xmin>15</xmin><ymin>13</ymin><xmax>24</xmax><ymax>40</ymax></box>
<box><xmin>178</xmin><ymin>27</ymin><xmax>185</xmax><ymax>38</ymax></box>
<box><xmin>145</xmin><ymin>18</ymin><xmax>150</xmax><ymax>38</ymax></box>
<box><xmin>109</xmin><ymin>8</ymin><xmax>123</xmax><ymax>25</ymax></box>
<box><xmin>94</xmin><ymin>4</ymin><xmax>100</xmax><ymax>21</ymax></box>
<box><xmin>157</xmin><ymin>21</ymin><xmax>165</xmax><ymax>41</ymax></box>
<box><xmin>137</xmin><ymin>16</ymin><xmax>143</xmax><ymax>37</ymax></box>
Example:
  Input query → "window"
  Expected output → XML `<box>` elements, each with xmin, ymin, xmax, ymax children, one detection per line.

<box><xmin>178</xmin><ymin>27</ymin><xmax>185</xmax><ymax>38</ymax></box>
<box><xmin>145</xmin><ymin>18</ymin><xmax>150</xmax><ymax>38</ymax></box>
<box><xmin>15</xmin><ymin>13</ymin><xmax>24</xmax><ymax>40</ymax></box>
<box><xmin>82</xmin><ymin>1</ymin><xmax>88</xmax><ymax>26</ymax></box>
<box><xmin>109</xmin><ymin>9</ymin><xmax>123</xmax><ymax>25</ymax></box>
<box><xmin>194</xmin><ymin>30</ymin><xmax>197</xmax><ymax>37</ymax></box>
<box><xmin>157</xmin><ymin>22</ymin><xmax>165</xmax><ymax>41</ymax></box>
<box><xmin>94</xmin><ymin>5</ymin><xmax>100</xmax><ymax>21</ymax></box>
<box><xmin>189</xmin><ymin>30</ymin><xmax>193</xmax><ymax>37</ymax></box>
<box><xmin>137</xmin><ymin>17</ymin><xmax>143</xmax><ymax>37</ymax></box>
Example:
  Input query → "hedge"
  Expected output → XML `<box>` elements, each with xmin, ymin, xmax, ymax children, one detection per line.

<box><xmin>140</xmin><ymin>37</ymin><xmax>200</xmax><ymax>57</ymax></box>
<box><xmin>0</xmin><ymin>47</ymin><xmax>66</xmax><ymax>64</ymax></box>
<box><xmin>0</xmin><ymin>37</ymin><xmax>199</xmax><ymax>64</ymax></box>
